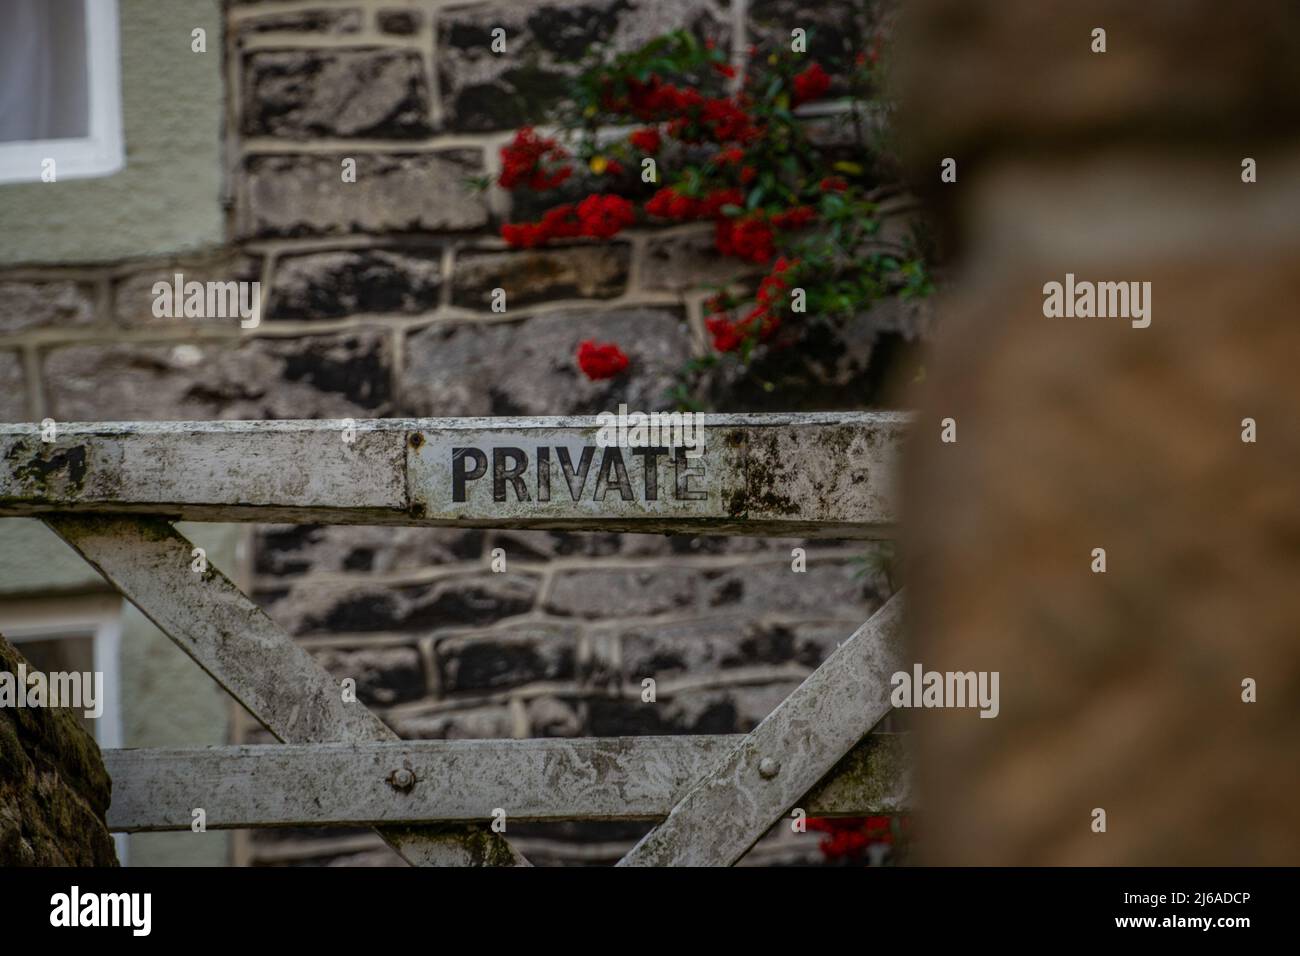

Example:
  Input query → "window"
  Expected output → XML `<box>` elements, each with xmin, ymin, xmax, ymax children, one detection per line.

<box><xmin>0</xmin><ymin>0</ymin><xmax>123</xmax><ymax>184</ymax></box>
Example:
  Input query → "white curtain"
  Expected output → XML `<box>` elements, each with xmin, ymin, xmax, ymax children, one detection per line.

<box><xmin>0</xmin><ymin>0</ymin><xmax>89</xmax><ymax>142</ymax></box>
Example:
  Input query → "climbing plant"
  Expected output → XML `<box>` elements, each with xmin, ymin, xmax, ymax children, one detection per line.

<box><xmin>486</xmin><ymin>29</ymin><xmax>931</xmax><ymax>405</ymax></box>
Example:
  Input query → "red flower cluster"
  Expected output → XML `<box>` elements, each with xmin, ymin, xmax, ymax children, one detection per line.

<box><xmin>502</xmin><ymin>195</ymin><xmax>635</xmax><ymax>248</ymax></box>
<box><xmin>498</xmin><ymin>126</ymin><xmax>571</xmax><ymax>190</ymax></box>
<box><xmin>500</xmin><ymin>51</ymin><xmax>850</xmax><ymax>380</ymax></box>
<box><xmin>614</xmin><ymin>75</ymin><xmax>704</xmax><ymax>119</ymax></box>
<box><xmin>715</xmin><ymin>215</ymin><xmax>775</xmax><ymax>263</ymax></box>
<box><xmin>644</xmin><ymin>186</ymin><xmax>743</xmax><ymax>221</ymax></box>
<box><xmin>705</xmin><ymin>256</ymin><xmax>795</xmax><ymax>352</ymax></box>
<box><xmin>576</xmin><ymin>340</ymin><xmax>629</xmax><ymax>380</ymax></box>
<box><xmin>629</xmin><ymin>127</ymin><xmax>662</xmax><ymax>153</ymax></box>
<box><xmin>713</xmin><ymin>205</ymin><xmax>814</xmax><ymax>263</ymax></box>
<box><xmin>792</xmin><ymin>62</ymin><xmax>831</xmax><ymax>105</ymax></box>
<box><xmin>704</xmin><ymin>314</ymin><xmax>753</xmax><ymax>353</ymax></box>
<box><xmin>807</xmin><ymin>815</ymin><xmax>902</xmax><ymax>861</ymax></box>
<box><xmin>604</xmin><ymin>76</ymin><xmax>763</xmax><ymax>145</ymax></box>
<box><xmin>576</xmin><ymin>193</ymin><xmax>635</xmax><ymax>238</ymax></box>
<box><xmin>757</xmin><ymin>255</ymin><xmax>796</xmax><ymax>304</ymax></box>
<box><xmin>695</xmin><ymin>97</ymin><xmax>761</xmax><ymax>143</ymax></box>
<box><xmin>771</xmin><ymin>205</ymin><xmax>816</xmax><ymax>229</ymax></box>
<box><xmin>501</xmin><ymin>205</ymin><xmax>579</xmax><ymax>248</ymax></box>
<box><xmin>710</xmin><ymin>147</ymin><xmax>757</xmax><ymax>183</ymax></box>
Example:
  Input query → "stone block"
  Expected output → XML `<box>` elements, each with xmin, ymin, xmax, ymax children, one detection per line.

<box><xmin>259</xmin><ymin>572</ymin><xmax>541</xmax><ymax>635</ymax></box>
<box><xmin>402</xmin><ymin>306</ymin><xmax>691</xmax><ymax>416</ymax></box>
<box><xmin>436</xmin><ymin>0</ymin><xmax>731</xmax><ymax>131</ymax></box>
<box><xmin>43</xmin><ymin>330</ymin><xmax>393</xmax><ymax>421</ymax></box>
<box><xmin>451</xmin><ymin>243</ymin><xmax>629</xmax><ymax>310</ymax></box>
<box><xmin>269</xmin><ymin>248</ymin><xmax>442</xmax><ymax>320</ymax></box>
<box><xmin>254</xmin><ymin>525</ymin><xmax>485</xmax><ymax>577</ymax></box>
<box><xmin>0</xmin><ymin>280</ymin><xmax>96</xmax><ymax>335</ymax></box>
<box><xmin>437</xmin><ymin>622</ymin><xmax>578</xmax><ymax>693</ymax></box>
<box><xmin>242</xmin><ymin>48</ymin><xmax>433</xmax><ymax>138</ymax></box>
<box><xmin>238</xmin><ymin>152</ymin><xmax>489</xmax><ymax>238</ymax></box>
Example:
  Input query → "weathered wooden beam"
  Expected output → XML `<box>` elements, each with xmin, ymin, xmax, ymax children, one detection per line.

<box><xmin>2</xmin><ymin>414</ymin><xmax>904</xmax><ymax>537</ymax></box>
<box><xmin>43</xmin><ymin>515</ymin><xmax>527</xmax><ymax>867</ymax></box>
<box><xmin>618</xmin><ymin>592</ymin><xmax>905</xmax><ymax>866</ymax></box>
<box><xmin>102</xmin><ymin>733</ymin><xmax>910</xmax><ymax>832</ymax></box>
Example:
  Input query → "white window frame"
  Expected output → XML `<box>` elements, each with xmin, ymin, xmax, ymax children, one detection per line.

<box><xmin>1</xmin><ymin>594</ymin><xmax>127</xmax><ymax>862</ymax></box>
<box><xmin>0</xmin><ymin>0</ymin><xmax>124</xmax><ymax>185</ymax></box>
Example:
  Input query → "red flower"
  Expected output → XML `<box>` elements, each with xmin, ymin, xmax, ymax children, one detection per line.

<box><xmin>576</xmin><ymin>194</ymin><xmax>635</xmax><ymax>238</ymax></box>
<box><xmin>645</xmin><ymin>186</ymin><xmax>741</xmax><ymax>222</ymax></box>
<box><xmin>700</xmin><ymin>187</ymin><xmax>743</xmax><ymax>217</ymax></box>
<box><xmin>819</xmin><ymin>176</ymin><xmax>848</xmax><ymax>192</ymax></box>
<box><xmin>501</xmin><ymin>222</ymin><xmax>545</xmax><ymax>248</ymax></box>
<box><xmin>714</xmin><ymin>147</ymin><xmax>745</xmax><ymax>167</ymax></box>
<box><xmin>629</xmin><ymin>127</ymin><xmax>662</xmax><ymax>153</ymax></box>
<box><xmin>538</xmin><ymin>204</ymin><xmax>583</xmax><ymax>240</ymax></box>
<box><xmin>713</xmin><ymin>62</ymin><xmax>737</xmax><ymax>79</ymax></box>
<box><xmin>505</xmin><ymin>195</ymin><xmax>634</xmax><ymax>248</ymax></box>
<box><xmin>715</xmin><ymin>215</ymin><xmax>775</xmax><ymax>262</ymax></box>
<box><xmin>706</xmin><ymin>315</ymin><xmax>746</xmax><ymax>353</ymax></box>
<box><xmin>755</xmin><ymin>273</ymin><xmax>787</xmax><ymax>308</ymax></box>
<box><xmin>792</xmin><ymin>62</ymin><xmax>831</xmax><ymax>105</ymax></box>
<box><xmin>576</xmin><ymin>340</ymin><xmax>629</xmax><ymax>380</ymax></box>
<box><xmin>626</xmin><ymin>76</ymin><xmax>704</xmax><ymax>120</ymax></box>
<box><xmin>706</xmin><ymin>306</ymin><xmax>778</xmax><ymax>354</ymax></box>
<box><xmin>499</xmin><ymin>126</ymin><xmax>571</xmax><ymax>190</ymax></box>
<box><xmin>772</xmin><ymin>205</ymin><xmax>816</xmax><ymax>230</ymax></box>
<box><xmin>700</xmin><ymin>97</ymin><xmax>760</xmax><ymax>142</ymax></box>
<box><xmin>645</xmin><ymin>186</ymin><xmax>685</xmax><ymax>219</ymax></box>
<box><xmin>806</xmin><ymin>816</ymin><xmax>904</xmax><ymax>861</ymax></box>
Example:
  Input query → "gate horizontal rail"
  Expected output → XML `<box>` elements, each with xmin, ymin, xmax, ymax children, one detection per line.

<box><xmin>103</xmin><ymin>733</ymin><xmax>910</xmax><ymax>832</ymax></box>
<box><xmin>0</xmin><ymin>413</ymin><xmax>905</xmax><ymax>537</ymax></box>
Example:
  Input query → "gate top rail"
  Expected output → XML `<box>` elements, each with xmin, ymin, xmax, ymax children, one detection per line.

<box><xmin>0</xmin><ymin>412</ymin><xmax>905</xmax><ymax>537</ymax></box>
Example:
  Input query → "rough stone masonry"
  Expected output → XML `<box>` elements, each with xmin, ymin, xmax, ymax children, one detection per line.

<box><xmin>0</xmin><ymin>634</ymin><xmax>117</xmax><ymax>866</ymax></box>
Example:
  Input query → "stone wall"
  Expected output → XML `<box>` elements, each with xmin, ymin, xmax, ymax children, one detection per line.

<box><xmin>0</xmin><ymin>0</ymin><xmax>912</xmax><ymax>865</ymax></box>
<box><xmin>0</xmin><ymin>634</ymin><xmax>117</xmax><ymax>867</ymax></box>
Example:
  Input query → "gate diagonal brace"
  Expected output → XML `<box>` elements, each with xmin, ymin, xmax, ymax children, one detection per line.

<box><xmin>618</xmin><ymin>591</ymin><xmax>905</xmax><ymax>866</ymax></box>
<box><xmin>43</xmin><ymin>514</ymin><xmax>528</xmax><ymax>867</ymax></box>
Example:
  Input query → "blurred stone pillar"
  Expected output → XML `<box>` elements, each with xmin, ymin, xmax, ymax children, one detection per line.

<box><xmin>891</xmin><ymin>1</ymin><xmax>1300</xmax><ymax>863</ymax></box>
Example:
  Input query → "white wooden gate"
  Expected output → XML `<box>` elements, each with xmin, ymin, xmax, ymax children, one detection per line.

<box><xmin>0</xmin><ymin>413</ymin><xmax>909</xmax><ymax>866</ymax></box>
